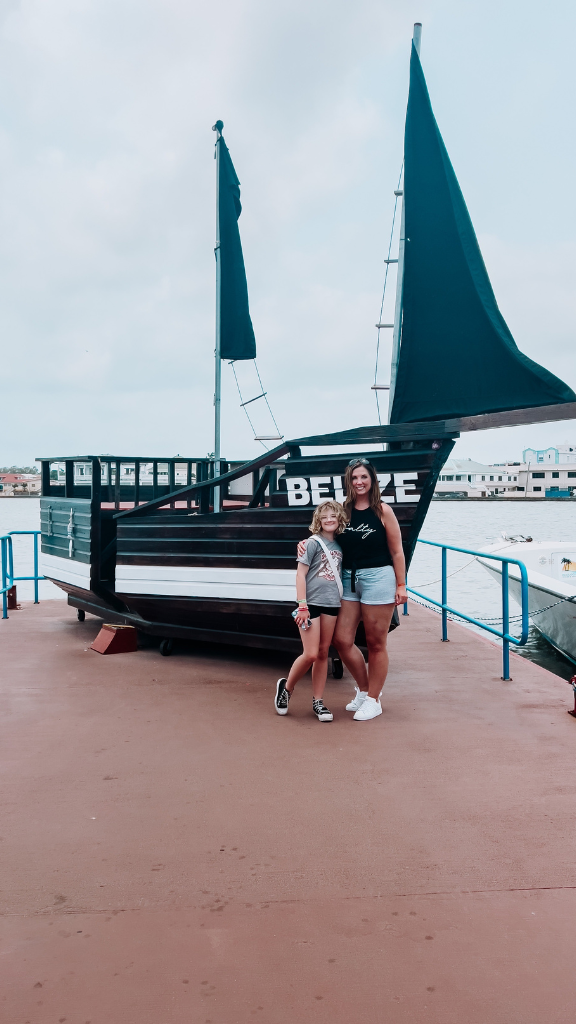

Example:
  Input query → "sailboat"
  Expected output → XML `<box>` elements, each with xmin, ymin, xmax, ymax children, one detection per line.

<box><xmin>38</xmin><ymin>24</ymin><xmax>576</xmax><ymax>657</ymax></box>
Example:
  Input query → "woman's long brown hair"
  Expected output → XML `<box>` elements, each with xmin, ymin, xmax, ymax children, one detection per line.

<box><xmin>343</xmin><ymin>460</ymin><xmax>383</xmax><ymax>519</ymax></box>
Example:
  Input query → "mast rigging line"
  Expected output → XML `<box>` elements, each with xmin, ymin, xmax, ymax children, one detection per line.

<box><xmin>228</xmin><ymin>360</ymin><xmax>284</xmax><ymax>451</ymax></box>
<box><xmin>374</xmin><ymin>163</ymin><xmax>404</xmax><ymax>429</ymax></box>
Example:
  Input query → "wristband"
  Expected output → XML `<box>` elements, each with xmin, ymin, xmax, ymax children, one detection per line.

<box><xmin>298</xmin><ymin>600</ymin><xmax>308</xmax><ymax>606</ymax></box>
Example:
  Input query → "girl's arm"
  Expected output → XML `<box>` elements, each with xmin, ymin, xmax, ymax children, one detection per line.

<box><xmin>294</xmin><ymin>562</ymin><xmax>310</xmax><ymax>625</ymax></box>
<box><xmin>380</xmin><ymin>503</ymin><xmax>407</xmax><ymax>606</ymax></box>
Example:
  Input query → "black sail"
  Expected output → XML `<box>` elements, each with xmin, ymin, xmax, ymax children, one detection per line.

<box><xmin>389</xmin><ymin>44</ymin><xmax>575</xmax><ymax>424</ymax></box>
<box><xmin>218</xmin><ymin>135</ymin><xmax>257</xmax><ymax>361</ymax></box>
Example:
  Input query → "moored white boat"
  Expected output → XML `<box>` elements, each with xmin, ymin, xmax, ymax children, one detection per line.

<box><xmin>478</xmin><ymin>539</ymin><xmax>576</xmax><ymax>664</ymax></box>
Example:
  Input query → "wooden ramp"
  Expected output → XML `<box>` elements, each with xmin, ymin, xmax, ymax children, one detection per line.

<box><xmin>1</xmin><ymin>600</ymin><xmax>575</xmax><ymax>1023</ymax></box>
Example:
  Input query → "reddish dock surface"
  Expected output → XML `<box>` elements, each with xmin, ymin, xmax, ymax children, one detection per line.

<box><xmin>2</xmin><ymin>599</ymin><xmax>575</xmax><ymax>1023</ymax></box>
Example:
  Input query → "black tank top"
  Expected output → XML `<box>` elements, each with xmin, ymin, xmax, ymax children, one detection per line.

<box><xmin>339</xmin><ymin>506</ymin><xmax>393</xmax><ymax>571</ymax></box>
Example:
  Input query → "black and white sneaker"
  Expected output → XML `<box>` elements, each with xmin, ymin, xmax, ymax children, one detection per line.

<box><xmin>312</xmin><ymin>699</ymin><xmax>333</xmax><ymax>722</ymax></box>
<box><xmin>275</xmin><ymin>678</ymin><xmax>291</xmax><ymax>716</ymax></box>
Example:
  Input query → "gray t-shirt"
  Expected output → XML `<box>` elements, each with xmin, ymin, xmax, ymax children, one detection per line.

<box><xmin>297</xmin><ymin>536</ymin><xmax>343</xmax><ymax>608</ymax></box>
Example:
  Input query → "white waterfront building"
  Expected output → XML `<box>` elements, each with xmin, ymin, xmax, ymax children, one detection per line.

<box><xmin>434</xmin><ymin>459</ymin><xmax>522</xmax><ymax>497</ymax></box>
<box><xmin>435</xmin><ymin>455</ymin><xmax>576</xmax><ymax>498</ymax></box>
<box><xmin>522</xmin><ymin>464</ymin><xmax>576</xmax><ymax>496</ymax></box>
<box><xmin>523</xmin><ymin>444</ymin><xmax>576</xmax><ymax>464</ymax></box>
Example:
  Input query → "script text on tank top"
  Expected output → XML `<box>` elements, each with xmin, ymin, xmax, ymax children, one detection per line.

<box><xmin>282</xmin><ymin>473</ymin><xmax>419</xmax><ymax>506</ymax></box>
<box><xmin>343</xmin><ymin>522</ymin><xmax>377</xmax><ymax>539</ymax></box>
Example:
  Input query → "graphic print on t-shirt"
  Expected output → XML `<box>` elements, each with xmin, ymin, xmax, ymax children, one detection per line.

<box><xmin>317</xmin><ymin>548</ymin><xmax>343</xmax><ymax>582</ymax></box>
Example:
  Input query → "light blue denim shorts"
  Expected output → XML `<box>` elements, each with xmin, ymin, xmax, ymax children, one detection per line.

<box><xmin>342</xmin><ymin>565</ymin><xmax>396</xmax><ymax>605</ymax></box>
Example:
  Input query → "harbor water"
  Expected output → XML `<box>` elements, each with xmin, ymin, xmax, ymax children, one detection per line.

<box><xmin>2</xmin><ymin>497</ymin><xmax>574</xmax><ymax>680</ymax></box>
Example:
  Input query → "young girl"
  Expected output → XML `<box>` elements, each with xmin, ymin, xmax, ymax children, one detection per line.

<box><xmin>275</xmin><ymin>500</ymin><xmax>346</xmax><ymax>722</ymax></box>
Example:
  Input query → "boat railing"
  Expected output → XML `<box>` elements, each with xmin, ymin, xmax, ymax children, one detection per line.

<box><xmin>406</xmin><ymin>540</ymin><xmax>529</xmax><ymax>681</ymax></box>
<box><xmin>1</xmin><ymin>531</ymin><xmax>43</xmax><ymax>619</ymax></box>
<box><xmin>38</xmin><ymin>456</ymin><xmax>224</xmax><ymax>508</ymax></box>
<box><xmin>115</xmin><ymin>424</ymin><xmax>459</xmax><ymax>520</ymax></box>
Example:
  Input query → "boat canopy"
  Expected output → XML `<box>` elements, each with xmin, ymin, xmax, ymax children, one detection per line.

<box><xmin>389</xmin><ymin>44</ymin><xmax>575</xmax><ymax>424</ymax></box>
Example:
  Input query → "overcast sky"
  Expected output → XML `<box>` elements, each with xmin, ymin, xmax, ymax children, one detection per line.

<box><xmin>2</xmin><ymin>0</ymin><xmax>575</xmax><ymax>467</ymax></box>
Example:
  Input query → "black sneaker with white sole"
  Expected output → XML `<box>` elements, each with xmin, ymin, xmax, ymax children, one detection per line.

<box><xmin>312</xmin><ymin>699</ymin><xmax>333</xmax><ymax>722</ymax></box>
<box><xmin>275</xmin><ymin>678</ymin><xmax>291</xmax><ymax>715</ymax></box>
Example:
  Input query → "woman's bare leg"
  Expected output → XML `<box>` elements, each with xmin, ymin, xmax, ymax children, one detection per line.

<box><xmin>311</xmin><ymin>614</ymin><xmax>338</xmax><ymax>700</ymax></box>
<box><xmin>333</xmin><ymin>601</ymin><xmax>368</xmax><ymax>691</ymax></box>
<box><xmin>286</xmin><ymin>619</ymin><xmax>320</xmax><ymax>692</ymax></box>
<box><xmin>360</xmin><ymin>603</ymin><xmax>395</xmax><ymax>699</ymax></box>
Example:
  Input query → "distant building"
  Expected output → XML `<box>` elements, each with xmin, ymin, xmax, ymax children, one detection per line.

<box><xmin>435</xmin><ymin>459</ymin><xmax>523</xmax><ymax>497</ymax></box>
<box><xmin>434</xmin><ymin>455</ymin><xmax>576</xmax><ymax>498</ymax></box>
<box><xmin>0</xmin><ymin>473</ymin><xmax>41</xmax><ymax>496</ymax></box>
<box><xmin>524</xmin><ymin>463</ymin><xmax>576</xmax><ymax>497</ymax></box>
<box><xmin>523</xmin><ymin>444</ymin><xmax>576</xmax><ymax>464</ymax></box>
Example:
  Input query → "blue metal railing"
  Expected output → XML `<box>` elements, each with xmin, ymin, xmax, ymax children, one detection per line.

<box><xmin>1</xmin><ymin>531</ymin><xmax>43</xmax><ymax>618</ymax></box>
<box><xmin>406</xmin><ymin>540</ymin><xmax>530</xmax><ymax>681</ymax></box>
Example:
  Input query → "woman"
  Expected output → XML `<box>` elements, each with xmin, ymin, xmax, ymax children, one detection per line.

<box><xmin>298</xmin><ymin>458</ymin><xmax>407</xmax><ymax>721</ymax></box>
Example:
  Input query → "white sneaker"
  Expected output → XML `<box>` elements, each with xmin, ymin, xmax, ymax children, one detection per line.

<box><xmin>346</xmin><ymin>687</ymin><xmax>368</xmax><ymax>712</ymax></box>
<box><xmin>353</xmin><ymin>696</ymin><xmax>383</xmax><ymax>721</ymax></box>
<box><xmin>346</xmin><ymin>687</ymin><xmax>383</xmax><ymax>712</ymax></box>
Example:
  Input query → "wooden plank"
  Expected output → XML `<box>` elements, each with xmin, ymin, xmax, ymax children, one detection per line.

<box><xmin>90</xmin><ymin>457</ymin><xmax>102</xmax><ymax>588</ymax></box>
<box><xmin>134</xmin><ymin>460</ymin><xmax>140</xmax><ymax>506</ymax></box>
<box><xmin>443</xmin><ymin>401</ymin><xmax>576</xmax><ymax>433</ymax></box>
<box><xmin>200</xmin><ymin>485</ymin><xmax>210</xmax><ymax>515</ymax></box>
<box><xmin>40</xmin><ymin>540</ymin><xmax>91</xmax><ymax>562</ymax></box>
<box><xmin>114</xmin><ymin>460</ymin><xmax>121</xmax><ymax>510</ymax></box>
<box><xmin>117</xmin><ymin>537</ymin><xmax>305</xmax><ymax>552</ymax></box>
<box><xmin>248</xmin><ymin>466</ymin><xmax>272</xmax><ymax>508</ymax></box>
<box><xmin>122</xmin><ymin>595</ymin><xmax>297</xmax><ymax>617</ymax></box>
<box><xmin>290</xmin><ymin>403</ymin><xmax>576</xmax><ymax>447</ymax></box>
<box><xmin>290</xmin><ymin>423</ymin><xmax>458</xmax><ymax>446</ymax></box>
<box><xmin>117</xmin><ymin>555</ymin><xmax>299</xmax><ymax>569</ymax></box>
<box><xmin>35</xmin><ymin>454</ymin><xmax>215</xmax><ymax>462</ymax></box>
<box><xmin>40</xmin><ymin>462</ymin><xmax>51</xmax><ymax>497</ymax></box>
<box><xmin>65</xmin><ymin>461</ymin><xmax>74</xmax><ymax>498</ymax></box>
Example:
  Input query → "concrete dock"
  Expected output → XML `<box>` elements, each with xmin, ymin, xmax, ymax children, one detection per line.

<box><xmin>2</xmin><ymin>599</ymin><xmax>576</xmax><ymax>1023</ymax></box>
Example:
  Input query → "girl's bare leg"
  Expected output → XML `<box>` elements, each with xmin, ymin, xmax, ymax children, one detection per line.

<box><xmin>311</xmin><ymin>614</ymin><xmax>338</xmax><ymax>700</ymax></box>
<box><xmin>332</xmin><ymin>601</ymin><xmax>369</xmax><ymax>691</ymax></box>
<box><xmin>361</xmin><ymin>603</ymin><xmax>396</xmax><ymax>699</ymax></box>
<box><xmin>286</xmin><ymin>619</ymin><xmax>320</xmax><ymax>692</ymax></box>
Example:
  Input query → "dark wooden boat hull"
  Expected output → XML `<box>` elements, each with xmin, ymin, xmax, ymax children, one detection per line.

<box><xmin>38</xmin><ymin>433</ymin><xmax>456</xmax><ymax>651</ymax></box>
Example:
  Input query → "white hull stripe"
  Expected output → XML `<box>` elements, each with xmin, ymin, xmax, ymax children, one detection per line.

<box><xmin>41</xmin><ymin>552</ymin><xmax>91</xmax><ymax>588</ymax></box>
<box><xmin>115</xmin><ymin>565</ymin><xmax>297</xmax><ymax>602</ymax></box>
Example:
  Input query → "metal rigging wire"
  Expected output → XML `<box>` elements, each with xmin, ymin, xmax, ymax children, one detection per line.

<box><xmin>228</xmin><ymin>360</ymin><xmax>284</xmax><ymax>451</ymax></box>
<box><xmin>373</xmin><ymin>163</ymin><xmax>404</xmax><ymax>427</ymax></box>
<box><xmin>254</xmin><ymin>361</ymin><xmax>284</xmax><ymax>442</ymax></box>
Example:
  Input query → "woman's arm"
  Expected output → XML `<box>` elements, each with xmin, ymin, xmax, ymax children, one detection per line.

<box><xmin>294</xmin><ymin>562</ymin><xmax>310</xmax><ymax>625</ymax></box>
<box><xmin>380</xmin><ymin>503</ymin><xmax>407</xmax><ymax>606</ymax></box>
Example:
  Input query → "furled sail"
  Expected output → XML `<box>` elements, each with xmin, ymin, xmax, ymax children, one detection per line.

<box><xmin>389</xmin><ymin>45</ymin><xmax>575</xmax><ymax>424</ymax></box>
<box><xmin>218</xmin><ymin>133</ymin><xmax>257</xmax><ymax>361</ymax></box>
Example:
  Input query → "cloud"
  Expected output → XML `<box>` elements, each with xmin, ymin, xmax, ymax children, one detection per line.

<box><xmin>1</xmin><ymin>0</ymin><xmax>575</xmax><ymax>463</ymax></box>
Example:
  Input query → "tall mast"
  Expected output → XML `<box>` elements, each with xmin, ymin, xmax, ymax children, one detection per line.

<box><xmin>387</xmin><ymin>23</ymin><xmax>421</xmax><ymax>422</ymax></box>
<box><xmin>212</xmin><ymin>120</ymin><xmax>223</xmax><ymax>512</ymax></box>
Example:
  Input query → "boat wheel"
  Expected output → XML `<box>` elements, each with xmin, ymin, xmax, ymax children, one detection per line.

<box><xmin>159</xmin><ymin>638</ymin><xmax>174</xmax><ymax>657</ymax></box>
<box><xmin>77</xmin><ymin>609</ymin><xmax>86</xmax><ymax>622</ymax></box>
<box><xmin>331</xmin><ymin>656</ymin><xmax>343</xmax><ymax>679</ymax></box>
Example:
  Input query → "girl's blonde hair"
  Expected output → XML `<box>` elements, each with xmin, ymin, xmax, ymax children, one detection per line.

<box><xmin>309</xmin><ymin>500</ymin><xmax>347</xmax><ymax>536</ymax></box>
